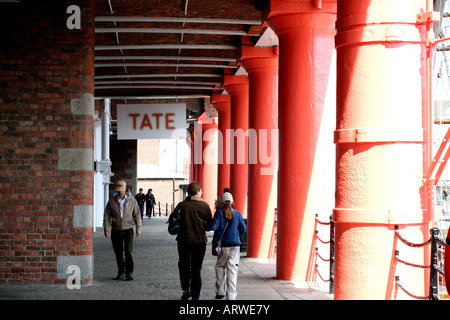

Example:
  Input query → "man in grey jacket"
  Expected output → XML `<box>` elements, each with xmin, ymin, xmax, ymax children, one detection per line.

<box><xmin>103</xmin><ymin>180</ymin><xmax>142</xmax><ymax>281</ymax></box>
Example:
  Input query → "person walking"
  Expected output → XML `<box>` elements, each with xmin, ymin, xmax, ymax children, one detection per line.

<box><xmin>135</xmin><ymin>188</ymin><xmax>146</xmax><ymax>220</ymax></box>
<box><xmin>103</xmin><ymin>180</ymin><xmax>142</xmax><ymax>281</ymax></box>
<box><xmin>145</xmin><ymin>188</ymin><xmax>156</xmax><ymax>218</ymax></box>
<box><xmin>173</xmin><ymin>182</ymin><xmax>213</xmax><ymax>300</ymax></box>
<box><xmin>210</xmin><ymin>192</ymin><xmax>246</xmax><ymax>300</ymax></box>
<box><xmin>214</xmin><ymin>187</ymin><xmax>230</xmax><ymax>210</ymax></box>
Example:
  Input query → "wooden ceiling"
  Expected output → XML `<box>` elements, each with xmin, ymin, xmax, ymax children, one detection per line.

<box><xmin>93</xmin><ymin>0</ymin><xmax>276</xmax><ymax>101</ymax></box>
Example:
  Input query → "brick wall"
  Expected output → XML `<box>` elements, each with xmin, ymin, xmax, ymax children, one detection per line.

<box><xmin>138</xmin><ymin>140</ymin><xmax>160</xmax><ymax>167</ymax></box>
<box><xmin>109</xmin><ymin>139</ymin><xmax>138</xmax><ymax>196</ymax></box>
<box><xmin>0</xmin><ymin>0</ymin><xmax>95</xmax><ymax>284</ymax></box>
<box><xmin>138</xmin><ymin>179</ymin><xmax>186</xmax><ymax>216</ymax></box>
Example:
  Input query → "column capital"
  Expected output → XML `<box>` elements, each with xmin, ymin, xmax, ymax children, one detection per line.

<box><xmin>239</xmin><ymin>45</ymin><xmax>279</xmax><ymax>73</ymax></box>
<box><xmin>197</xmin><ymin>112</ymin><xmax>218</xmax><ymax>127</ymax></box>
<box><xmin>263</xmin><ymin>0</ymin><xmax>336</xmax><ymax>36</ymax></box>
<box><xmin>223</xmin><ymin>75</ymin><xmax>249</xmax><ymax>96</ymax></box>
<box><xmin>211</xmin><ymin>93</ymin><xmax>231</xmax><ymax>112</ymax></box>
<box><xmin>263</xmin><ymin>0</ymin><xmax>336</xmax><ymax>20</ymax></box>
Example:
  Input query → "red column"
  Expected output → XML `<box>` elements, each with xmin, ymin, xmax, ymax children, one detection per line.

<box><xmin>239</xmin><ymin>45</ymin><xmax>278</xmax><ymax>258</ymax></box>
<box><xmin>264</xmin><ymin>1</ymin><xmax>337</xmax><ymax>280</ymax></box>
<box><xmin>334</xmin><ymin>0</ymin><xmax>429</xmax><ymax>299</ymax></box>
<box><xmin>193</xmin><ymin>120</ymin><xmax>203</xmax><ymax>185</ymax></box>
<box><xmin>188</xmin><ymin>131</ymin><xmax>195</xmax><ymax>183</ymax></box>
<box><xmin>223</xmin><ymin>75</ymin><xmax>249</xmax><ymax>218</ymax></box>
<box><xmin>212</xmin><ymin>93</ymin><xmax>231</xmax><ymax>198</ymax></box>
<box><xmin>198</xmin><ymin>113</ymin><xmax>218</xmax><ymax>212</ymax></box>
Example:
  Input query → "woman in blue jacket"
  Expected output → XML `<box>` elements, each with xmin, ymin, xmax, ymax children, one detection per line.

<box><xmin>210</xmin><ymin>192</ymin><xmax>246</xmax><ymax>300</ymax></box>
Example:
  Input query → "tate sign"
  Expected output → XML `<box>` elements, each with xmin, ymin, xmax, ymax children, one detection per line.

<box><xmin>117</xmin><ymin>104</ymin><xmax>186</xmax><ymax>140</ymax></box>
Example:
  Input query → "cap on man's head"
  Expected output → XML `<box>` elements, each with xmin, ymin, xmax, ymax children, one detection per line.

<box><xmin>221</xmin><ymin>192</ymin><xmax>233</xmax><ymax>204</ymax></box>
<box><xmin>115</xmin><ymin>180</ymin><xmax>127</xmax><ymax>192</ymax></box>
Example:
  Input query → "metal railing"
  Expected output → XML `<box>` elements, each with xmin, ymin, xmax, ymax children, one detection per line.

<box><xmin>394</xmin><ymin>225</ymin><xmax>446</xmax><ymax>300</ymax></box>
<box><xmin>314</xmin><ymin>214</ymin><xmax>335</xmax><ymax>294</ymax></box>
<box><xmin>253</xmin><ymin>209</ymin><xmax>448</xmax><ymax>299</ymax></box>
<box><xmin>146</xmin><ymin>202</ymin><xmax>173</xmax><ymax>217</ymax></box>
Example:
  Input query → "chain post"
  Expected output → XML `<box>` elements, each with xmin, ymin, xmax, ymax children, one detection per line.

<box><xmin>430</xmin><ymin>227</ymin><xmax>440</xmax><ymax>300</ymax></box>
<box><xmin>329</xmin><ymin>214</ymin><xmax>335</xmax><ymax>295</ymax></box>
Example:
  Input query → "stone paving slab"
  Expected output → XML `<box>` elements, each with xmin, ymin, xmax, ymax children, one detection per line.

<box><xmin>0</xmin><ymin>217</ymin><xmax>333</xmax><ymax>301</ymax></box>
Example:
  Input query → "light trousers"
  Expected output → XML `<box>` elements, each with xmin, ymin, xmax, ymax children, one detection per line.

<box><xmin>215</xmin><ymin>246</ymin><xmax>240</xmax><ymax>300</ymax></box>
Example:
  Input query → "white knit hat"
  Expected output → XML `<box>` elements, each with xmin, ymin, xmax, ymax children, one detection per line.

<box><xmin>221</xmin><ymin>192</ymin><xmax>233</xmax><ymax>204</ymax></box>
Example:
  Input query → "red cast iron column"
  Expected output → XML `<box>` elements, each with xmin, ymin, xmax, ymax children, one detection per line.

<box><xmin>223</xmin><ymin>75</ymin><xmax>249</xmax><ymax>218</ymax></box>
<box><xmin>198</xmin><ymin>113</ymin><xmax>218</xmax><ymax>212</ymax></box>
<box><xmin>188</xmin><ymin>131</ymin><xmax>195</xmax><ymax>183</ymax></box>
<box><xmin>239</xmin><ymin>45</ymin><xmax>279</xmax><ymax>258</ymax></box>
<box><xmin>212</xmin><ymin>93</ymin><xmax>231</xmax><ymax>198</ymax></box>
<box><xmin>193</xmin><ymin>120</ymin><xmax>203</xmax><ymax>185</ymax></box>
<box><xmin>334</xmin><ymin>0</ymin><xmax>429</xmax><ymax>299</ymax></box>
<box><xmin>264</xmin><ymin>0</ymin><xmax>337</xmax><ymax>280</ymax></box>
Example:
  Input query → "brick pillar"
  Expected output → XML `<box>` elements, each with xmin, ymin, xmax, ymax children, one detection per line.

<box><xmin>0</xmin><ymin>1</ymin><xmax>95</xmax><ymax>284</ymax></box>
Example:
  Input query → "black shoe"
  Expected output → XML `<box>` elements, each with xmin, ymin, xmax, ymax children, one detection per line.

<box><xmin>125</xmin><ymin>274</ymin><xmax>134</xmax><ymax>281</ymax></box>
<box><xmin>215</xmin><ymin>295</ymin><xmax>224</xmax><ymax>299</ymax></box>
<box><xmin>114</xmin><ymin>274</ymin><xmax>124</xmax><ymax>280</ymax></box>
<box><xmin>181</xmin><ymin>291</ymin><xmax>192</xmax><ymax>300</ymax></box>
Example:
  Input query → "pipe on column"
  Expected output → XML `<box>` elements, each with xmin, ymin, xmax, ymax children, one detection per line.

<box><xmin>102</xmin><ymin>98</ymin><xmax>111</xmax><ymax>207</ymax></box>
<box><xmin>239</xmin><ymin>45</ymin><xmax>279</xmax><ymax>259</ymax></box>
<box><xmin>334</xmin><ymin>0</ymin><xmax>429</xmax><ymax>299</ymax></box>
<box><xmin>223</xmin><ymin>75</ymin><xmax>249</xmax><ymax>218</ymax></box>
<box><xmin>264</xmin><ymin>0</ymin><xmax>337</xmax><ymax>281</ymax></box>
<box><xmin>101</xmin><ymin>98</ymin><xmax>110</xmax><ymax>162</ymax></box>
<box><xmin>212</xmin><ymin>93</ymin><xmax>231</xmax><ymax>198</ymax></box>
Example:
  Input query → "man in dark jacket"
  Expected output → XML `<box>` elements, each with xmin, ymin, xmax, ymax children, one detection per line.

<box><xmin>174</xmin><ymin>182</ymin><xmax>212</xmax><ymax>300</ymax></box>
<box><xmin>135</xmin><ymin>188</ymin><xmax>146</xmax><ymax>220</ymax></box>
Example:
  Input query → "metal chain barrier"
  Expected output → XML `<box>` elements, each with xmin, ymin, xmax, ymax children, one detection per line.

<box><xmin>394</xmin><ymin>225</ymin><xmax>446</xmax><ymax>300</ymax></box>
<box><xmin>314</xmin><ymin>214</ymin><xmax>334</xmax><ymax>294</ymax></box>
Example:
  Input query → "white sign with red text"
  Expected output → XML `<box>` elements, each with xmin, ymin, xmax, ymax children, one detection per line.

<box><xmin>117</xmin><ymin>104</ymin><xmax>186</xmax><ymax>140</ymax></box>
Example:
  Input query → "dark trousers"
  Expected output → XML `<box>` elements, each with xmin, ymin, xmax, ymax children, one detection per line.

<box><xmin>139</xmin><ymin>204</ymin><xmax>144</xmax><ymax>219</ymax></box>
<box><xmin>146</xmin><ymin>204</ymin><xmax>154</xmax><ymax>217</ymax></box>
<box><xmin>177</xmin><ymin>242</ymin><xmax>206</xmax><ymax>299</ymax></box>
<box><xmin>111</xmin><ymin>228</ymin><xmax>134</xmax><ymax>276</ymax></box>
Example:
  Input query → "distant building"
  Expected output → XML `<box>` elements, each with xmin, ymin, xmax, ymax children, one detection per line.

<box><xmin>137</xmin><ymin>139</ymin><xmax>189</xmax><ymax>216</ymax></box>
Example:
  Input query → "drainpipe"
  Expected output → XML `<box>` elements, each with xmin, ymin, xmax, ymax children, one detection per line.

<box><xmin>102</xmin><ymin>98</ymin><xmax>110</xmax><ymax>163</ymax></box>
<box><xmin>95</xmin><ymin>98</ymin><xmax>113</xmax><ymax>207</ymax></box>
<box><xmin>425</xmin><ymin>0</ymin><xmax>436</xmax><ymax>227</ymax></box>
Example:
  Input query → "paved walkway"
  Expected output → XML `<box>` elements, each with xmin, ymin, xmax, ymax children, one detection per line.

<box><xmin>0</xmin><ymin>217</ymin><xmax>333</xmax><ymax>301</ymax></box>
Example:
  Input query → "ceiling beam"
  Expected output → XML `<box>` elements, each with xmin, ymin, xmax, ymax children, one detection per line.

<box><xmin>95</xmin><ymin>27</ymin><xmax>256</xmax><ymax>36</ymax></box>
<box><xmin>95</xmin><ymin>85</ymin><xmax>220</xmax><ymax>90</ymax></box>
<box><xmin>95</xmin><ymin>16</ymin><xmax>261</xmax><ymax>25</ymax></box>
<box><xmin>95</xmin><ymin>73</ymin><xmax>223</xmax><ymax>80</ymax></box>
<box><xmin>94</xmin><ymin>63</ymin><xmax>237</xmax><ymax>69</ymax></box>
<box><xmin>95</xmin><ymin>44</ymin><xmax>238</xmax><ymax>51</ymax></box>
<box><xmin>95</xmin><ymin>80</ymin><xmax>221</xmax><ymax>85</ymax></box>
<box><xmin>94</xmin><ymin>95</ymin><xmax>211</xmax><ymax>100</ymax></box>
<box><xmin>94</xmin><ymin>55</ymin><xmax>236</xmax><ymax>62</ymax></box>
